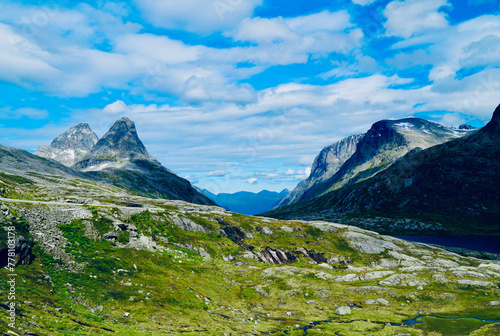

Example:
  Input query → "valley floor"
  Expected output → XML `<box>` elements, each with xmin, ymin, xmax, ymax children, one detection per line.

<box><xmin>1</xmin><ymin>194</ymin><xmax>499</xmax><ymax>336</ymax></box>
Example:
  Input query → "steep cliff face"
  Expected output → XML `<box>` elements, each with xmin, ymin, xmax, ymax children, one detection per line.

<box><xmin>34</xmin><ymin>123</ymin><xmax>98</xmax><ymax>167</ymax></box>
<box><xmin>287</xmin><ymin>117</ymin><xmax>473</xmax><ymax>205</ymax></box>
<box><xmin>265</xmin><ymin>105</ymin><xmax>500</xmax><ymax>235</ymax></box>
<box><xmin>279</xmin><ymin>134</ymin><xmax>363</xmax><ymax>206</ymax></box>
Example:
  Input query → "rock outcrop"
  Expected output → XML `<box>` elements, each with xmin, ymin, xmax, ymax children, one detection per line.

<box><xmin>279</xmin><ymin>134</ymin><xmax>363</xmax><ymax>206</ymax></box>
<box><xmin>285</xmin><ymin>118</ymin><xmax>474</xmax><ymax>206</ymax></box>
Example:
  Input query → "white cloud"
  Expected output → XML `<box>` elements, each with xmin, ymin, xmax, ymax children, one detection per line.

<box><xmin>134</xmin><ymin>0</ymin><xmax>262</xmax><ymax>33</ymax></box>
<box><xmin>0</xmin><ymin>5</ymin><xmax>142</xmax><ymax>97</ymax></box>
<box><xmin>0</xmin><ymin>5</ymin><xmax>363</xmax><ymax>102</ymax></box>
<box><xmin>227</xmin><ymin>11</ymin><xmax>362</xmax><ymax>63</ymax></box>
<box><xmin>103</xmin><ymin>100</ymin><xmax>128</xmax><ymax>114</ymax></box>
<box><xmin>293</xmin><ymin>167</ymin><xmax>311</xmax><ymax>180</ymax></box>
<box><xmin>114</xmin><ymin>34</ymin><xmax>202</xmax><ymax>64</ymax></box>
<box><xmin>287</xmin><ymin>10</ymin><xmax>353</xmax><ymax>33</ymax></box>
<box><xmin>352</xmin><ymin>0</ymin><xmax>378</xmax><ymax>5</ymax></box>
<box><xmin>285</xmin><ymin>169</ymin><xmax>295</xmax><ymax>175</ymax></box>
<box><xmin>247</xmin><ymin>177</ymin><xmax>258</xmax><ymax>184</ymax></box>
<box><xmin>389</xmin><ymin>14</ymin><xmax>500</xmax><ymax>82</ymax></box>
<box><xmin>439</xmin><ymin>113</ymin><xmax>467</xmax><ymax>127</ymax></box>
<box><xmin>232</xmin><ymin>17</ymin><xmax>296</xmax><ymax>44</ymax></box>
<box><xmin>206</xmin><ymin>170</ymin><xmax>228</xmax><ymax>177</ymax></box>
<box><xmin>183</xmin><ymin>76</ymin><xmax>257</xmax><ymax>104</ymax></box>
<box><xmin>0</xmin><ymin>107</ymin><xmax>49</xmax><ymax>119</ymax></box>
<box><xmin>384</xmin><ymin>0</ymin><xmax>450</xmax><ymax>38</ymax></box>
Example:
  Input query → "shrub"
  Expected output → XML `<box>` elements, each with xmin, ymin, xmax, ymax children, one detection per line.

<box><xmin>117</xmin><ymin>230</ymin><xmax>130</xmax><ymax>244</ymax></box>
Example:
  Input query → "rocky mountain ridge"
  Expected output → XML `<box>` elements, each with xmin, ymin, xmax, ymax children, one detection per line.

<box><xmin>30</xmin><ymin>118</ymin><xmax>214</xmax><ymax>205</ymax></box>
<box><xmin>1</xmin><ymin>110</ymin><xmax>499</xmax><ymax>335</ymax></box>
<box><xmin>265</xmin><ymin>105</ymin><xmax>500</xmax><ymax>236</ymax></box>
<box><xmin>74</xmin><ymin>117</ymin><xmax>160</xmax><ymax>171</ymax></box>
<box><xmin>283</xmin><ymin>117</ymin><xmax>475</xmax><ymax>206</ymax></box>
<box><xmin>279</xmin><ymin>134</ymin><xmax>363</xmax><ymax>207</ymax></box>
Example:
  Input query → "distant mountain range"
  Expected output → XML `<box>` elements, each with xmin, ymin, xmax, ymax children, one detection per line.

<box><xmin>265</xmin><ymin>105</ymin><xmax>499</xmax><ymax>236</ymax></box>
<box><xmin>199</xmin><ymin>189</ymin><xmax>288</xmax><ymax>215</ymax></box>
<box><xmin>31</xmin><ymin>117</ymin><xmax>214</xmax><ymax>205</ymax></box>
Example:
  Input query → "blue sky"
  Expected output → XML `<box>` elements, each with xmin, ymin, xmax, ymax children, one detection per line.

<box><xmin>1</xmin><ymin>0</ymin><xmax>499</xmax><ymax>193</ymax></box>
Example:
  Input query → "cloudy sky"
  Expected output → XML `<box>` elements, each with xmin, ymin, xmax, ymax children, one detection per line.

<box><xmin>1</xmin><ymin>0</ymin><xmax>499</xmax><ymax>193</ymax></box>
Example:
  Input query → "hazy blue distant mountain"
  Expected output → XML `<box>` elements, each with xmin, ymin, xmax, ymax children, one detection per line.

<box><xmin>200</xmin><ymin>189</ymin><xmax>289</xmax><ymax>215</ymax></box>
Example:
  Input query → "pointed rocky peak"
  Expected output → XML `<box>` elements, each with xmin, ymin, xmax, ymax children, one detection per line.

<box><xmin>458</xmin><ymin>124</ymin><xmax>476</xmax><ymax>130</ymax></box>
<box><xmin>34</xmin><ymin>123</ymin><xmax>99</xmax><ymax>167</ymax></box>
<box><xmin>73</xmin><ymin>117</ymin><xmax>159</xmax><ymax>170</ymax></box>
<box><xmin>90</xmin><ymin>117</ymin><xmax>156</xmax><ymax>162</ymax></box>
<box><xmin>50</xmin><ymin>123</ymin><xmax>98</xmax><ymax>151</ymax></box>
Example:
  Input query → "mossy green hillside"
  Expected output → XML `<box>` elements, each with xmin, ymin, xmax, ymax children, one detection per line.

<box><xmin>1</xmin><ymin>201</ymin><xmax>499</xmax><ymax>336</ymax></box>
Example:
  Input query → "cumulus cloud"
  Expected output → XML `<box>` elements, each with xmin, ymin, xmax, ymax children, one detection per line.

<box><xmin>352</xmin><ymin>0</ymin><xmax>378</xmax><ymax>5</ymax></box>
<box><xmin>439</xmin><ymin>113</ymin><xmax>467</xmax><ymax>127</ymax></box>
<box><xmin>384</xmin><ymin>0</ymin><xmax>450</xmax><ymax>38</ymax></box>
<box><xmin>389</xmin><ymin>14</ymin><xmax>500</xmax><ymax>82</ymax></box>
<box><xmin>0</xmin><ymin>107</ymin><xmax>49</xmax><ymax>119</ymax></box>
<box><xmin>293</xmin><ymin>167</ymin><xmax>311</xmax><ymax>179</ymax></box>
<box><xmin>103</xmin><ymin>100</ymin><xmax>128</xmax><ymax>114</ymax></box>
<box><xmin>206</xmin><ymin>170</ymin><xmax>228</xmax><ymax>177</ymax></box>
<box><xmin>134</xmin><ymin>0</ymin><xmax>262</xmax><ymax>33</ymax></box>
<box><xmin>0</xmin><ymin>4</ymin><xmax>362</xmax><ymax>102</ymax></box>
<box><xmin>227</xmin><ymin>11</ymin><xmax>362</xmax><ymax>62</ymax></box>
<box><xmin>113</xmin><ymin>34</ymin><xmax>202</xmax><ymax>64</ymax></box>
<box><xmin>247</xmin><ymin>177</ymin><xmax>258</xmax><ymax>184</ymax></box>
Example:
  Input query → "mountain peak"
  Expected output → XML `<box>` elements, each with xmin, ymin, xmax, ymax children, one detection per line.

<box><xmin>73</xmin><ymin>117</ymin><xmax>158</xmax><ymax>170</ymax></box>
<box><xmin>115</xmin><ymin>116</ymin><xmax>134</xmax><ymax>127</ymax></box>
<box><xmin>50</xmin><ymin>123</ymin><xmax>98</xmax><ymax>151</ymax></box>
<box><xmin>458</xmin><ymin>124</ymin><xmax>476</xmax><ymax>130</ymax></box>
<box><xmin>34</xmin><ymin>122</ymin><xmax>99</xmax><ymax>166</ymax></box>
<box><xmin>93</xmin><ymin>117</ymin><xmax>155</xmax><ymax>161</ymax></box>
